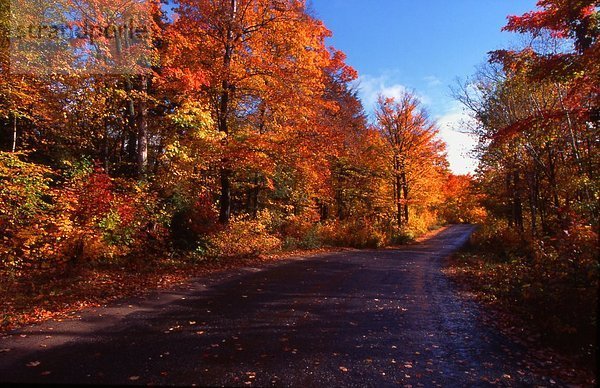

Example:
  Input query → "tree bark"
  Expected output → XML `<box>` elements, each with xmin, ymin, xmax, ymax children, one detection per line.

<box><xmin>393</xmin><ymin>156</ymin><xmax>403</xmax><ymax>228</ymax></box>
<box><xmin>136</xmin><ymin>76</ymin><xmax>148</xmax><ymax>177</ymax></box>
<box><xmin>528</xmin><ymin>170</ymin><xmax>538</xmax><ymax>237</ymax></box>
<box><xmin>11</xmin><ymin>114</ymin><xmax>17</xmax><ymax>153</ymax></box>
<box><xmin>250</xmin><ymin>173</ymin><xmax>260</xmax><ymax>218</ymax></box>
<box><xmin>402</xmin><ymin>172</ymin><xmax>409</xmax><ymax>224</ymax></box>
<box><xmin>217</xmin><ymin>0</ymin><xmax>237</xmax><ymax>224</ymax></box>
<box><xmin>219</xmin><ymin>167</ymin><xmax>232</xmax><ymax>223</ymax></box>
<box><xmin>512</xmin><ymin>170</ymin><xmax>524</xmax><ymax>232</ymax></box>
<box><xmin>103</xmin><ymin>116</ymin><xmax>110</xmax><ymax>171</ymax></box>
<box><xmin>125</xmin><ymin>78</ymin><xmax>137</xmax><ymax>172</ymax></box>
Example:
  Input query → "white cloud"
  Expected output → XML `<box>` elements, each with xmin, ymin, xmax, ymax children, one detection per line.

<box><xmin>424</xmin><ymin>75</ymin><xmax>442</xmax><ymax>87</ymax></box>
<box><xmin>435</xmin><ymin>103</ymin><xmax>479</xmax><ymax>175</ymax></box>
<box><xmin>354</xmin><ymin>72</ymin><xmax>479</xmax><ymax>175</ymax></box>
<box><xmin>354</xmin><ymin>73</ymin><xmax>430</xmax><ymax>114</ymax></box>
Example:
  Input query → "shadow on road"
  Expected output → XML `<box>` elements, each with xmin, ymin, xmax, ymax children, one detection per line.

<box><xmin>1</xmin><ymin>225</ymin><xmax>547</xmax><ymax>386</ymax></box>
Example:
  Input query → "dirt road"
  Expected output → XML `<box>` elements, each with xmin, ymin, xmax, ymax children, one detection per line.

<box><xmin>0</xmin><ymin>225</ymin><xmax>553</xmax><ymax>386</ymax></box>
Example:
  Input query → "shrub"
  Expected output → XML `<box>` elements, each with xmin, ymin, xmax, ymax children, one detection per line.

<box><xmin>321</xmin><ymin>218</ymin><xmax>389</xmax><ymax>249</ymax></box>
<box><xmin>171</xmin><ymin>192</ymin><xmax>218</xmax><ymax>250</ymax></box>
<box><xmin>68</xmin><ymin>175</ymin><xmax>170</xmax><ymax>263</ymax></box>
<box><xmin>278</xmin><ymin>212</ymin><xmax>323</xmax><ymax>250</ymax></box>
<box><xmin>0</xmin><ymin>152</ymin><xmax>52</xmax><ymax>228</ymax></box>
<box><xmin>392</xmin><ymin>229</ymin><xmax>415</xmax><ymax>244</ymax></box>
<box><xmin>469</xmin><ymin>219</ymin><xmax>529</xmax><ymax>262</ymax></box>
<box><xmin>0</xmin><ymin>153</ymin><xmax>54</xmax><ymax>280</ymax></box>
<box><xmin>460</xmin><ymin>219</ymin><xmax>598</xmax><ymax>355</ymax></box>
<box><xmin>204</xmin><ymin>215</ymin><xmax>282</xmax><ymax>259</ymax></box>
<box><xmin>282</xmin><ymin>225</ymin><xmax>322</xmax><ymax>250</ymax></box>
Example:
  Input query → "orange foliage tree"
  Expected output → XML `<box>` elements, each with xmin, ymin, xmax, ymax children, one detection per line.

<box><xmin>374</xmin><ymin>92</ymin><xmax>448</xmax><ymax>231</ymax></box>
<box><xmin>165</xmin><ymin>0</ymin><xmax>338</xmax><ymax>223</ymax></box>
<box><xmin>453</xmin><ymin>0</ymin><xmax>598</xmax><ymax>346</ymax></box>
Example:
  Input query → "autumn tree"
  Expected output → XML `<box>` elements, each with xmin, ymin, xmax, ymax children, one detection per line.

<box><xmin>439</xmin><ymin>174</ymin><xmax>486</xmax><ymax>224</ymax></box>
<box><xmin>454</xmin><ymin>1</ymin><xmax>598</xmax><ymax>347</ymax></box>
<box><xmin>166</xmin><ymin>0</ymin><xmax>335</xmax><ymax>223</ymax></box>
<box><xmin>374</xmin><ymin>92</ymin><xmax>447</xmax><ymax>229</ymax></box>
<box><xmin>0</xmin><ymin>0</ymin><xmax>50</xmax><ymax>153</ymax></box>
<box><xmin>1</xmin><ymin>0</ymin><xmax>457</xmax><ymax>274</ymax></box>
<box><xmin>458</xmin><ymin>1</ymin><xmax>599</xmax><ymax>238</ymax></box>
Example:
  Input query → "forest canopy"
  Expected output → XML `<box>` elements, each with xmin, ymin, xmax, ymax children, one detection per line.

<box><xmin>0</xmin><ymin>0</ymin><xmax>472</xmax><ymax>279</ymax></box>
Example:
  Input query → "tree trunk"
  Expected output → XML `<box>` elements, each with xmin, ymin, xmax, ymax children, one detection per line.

<box><xmin>217</xmin><ymin>0</ymin><xmax>237</xmax><ymax>224</ymax></box>
<box><xmin>219</xmin><ymin>167</ymin><xmax>232</xmax><ymax>223</ymax></box>
<box><xmin>250</xmin><ymin>173</ymin><xmax>260</xmax><ymax>218</ymax></box>
<box><xmin>394</xmin><ymin>156</ymin><xmax>403</xmax><ymax>228</ymax></box>
<box><xmin>528</xmin><ymin>170</ymin><xmax>538</xmax><ymax>237</ymax></box>
<box><xmin>11</xmin><ymin>114</ymin><xmax>17</xmax><ymax>152</ymax></box>
<box><xmin>125</xmin><ymin>78</ymin><xmax>137</xmax><ymax>173</ymax></box>
<box><xmin>402</xmin><ymin>172</ymin><xmax>409</xmax><ymax>224</ymax></box>
<box><xmin>396</xmin><ymin>173</ymin><xmax>403</xmax><ymax>228</ymax></box>
<box><xmin>512</xmin><ymin>170</ymin><xmax>524</xmax><ymax>232</ymax></box>
<box><xmin>136</xmin><ymin>76</ymin><xmax>148</xmax><ymax>177</ymax></box>
<box><xmin>103</xmin><ymin>117</ymin><xmax>110</xmax><ymax>171</ymax></box>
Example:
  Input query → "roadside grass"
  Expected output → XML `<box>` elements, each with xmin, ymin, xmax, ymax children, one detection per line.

<box><xmin>444</xmin><ymin>238</ymin><xmax>598</xmax><ymax>386</ymax></box>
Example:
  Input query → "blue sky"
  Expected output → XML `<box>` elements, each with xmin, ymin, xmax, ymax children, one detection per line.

<box><xmin>309</xmin><ymin>0</ymin><xmax>538</xmax><ymax>174</ymax></box>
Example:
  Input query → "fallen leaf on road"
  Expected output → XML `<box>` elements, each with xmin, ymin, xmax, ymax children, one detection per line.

<box><xmin>129</xmin><ymin>376</ymin><xmax>140</xmax><ymax>381</ymax></box>
<box><xmin>26</xmin><ymin>361</ymin><xmax>41</xmax><ymax>367</ymax></box>
<box><xmin>339</xmin><ymin>366</ymin><xmax>348</xmax><ymax>372</ymax></box>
